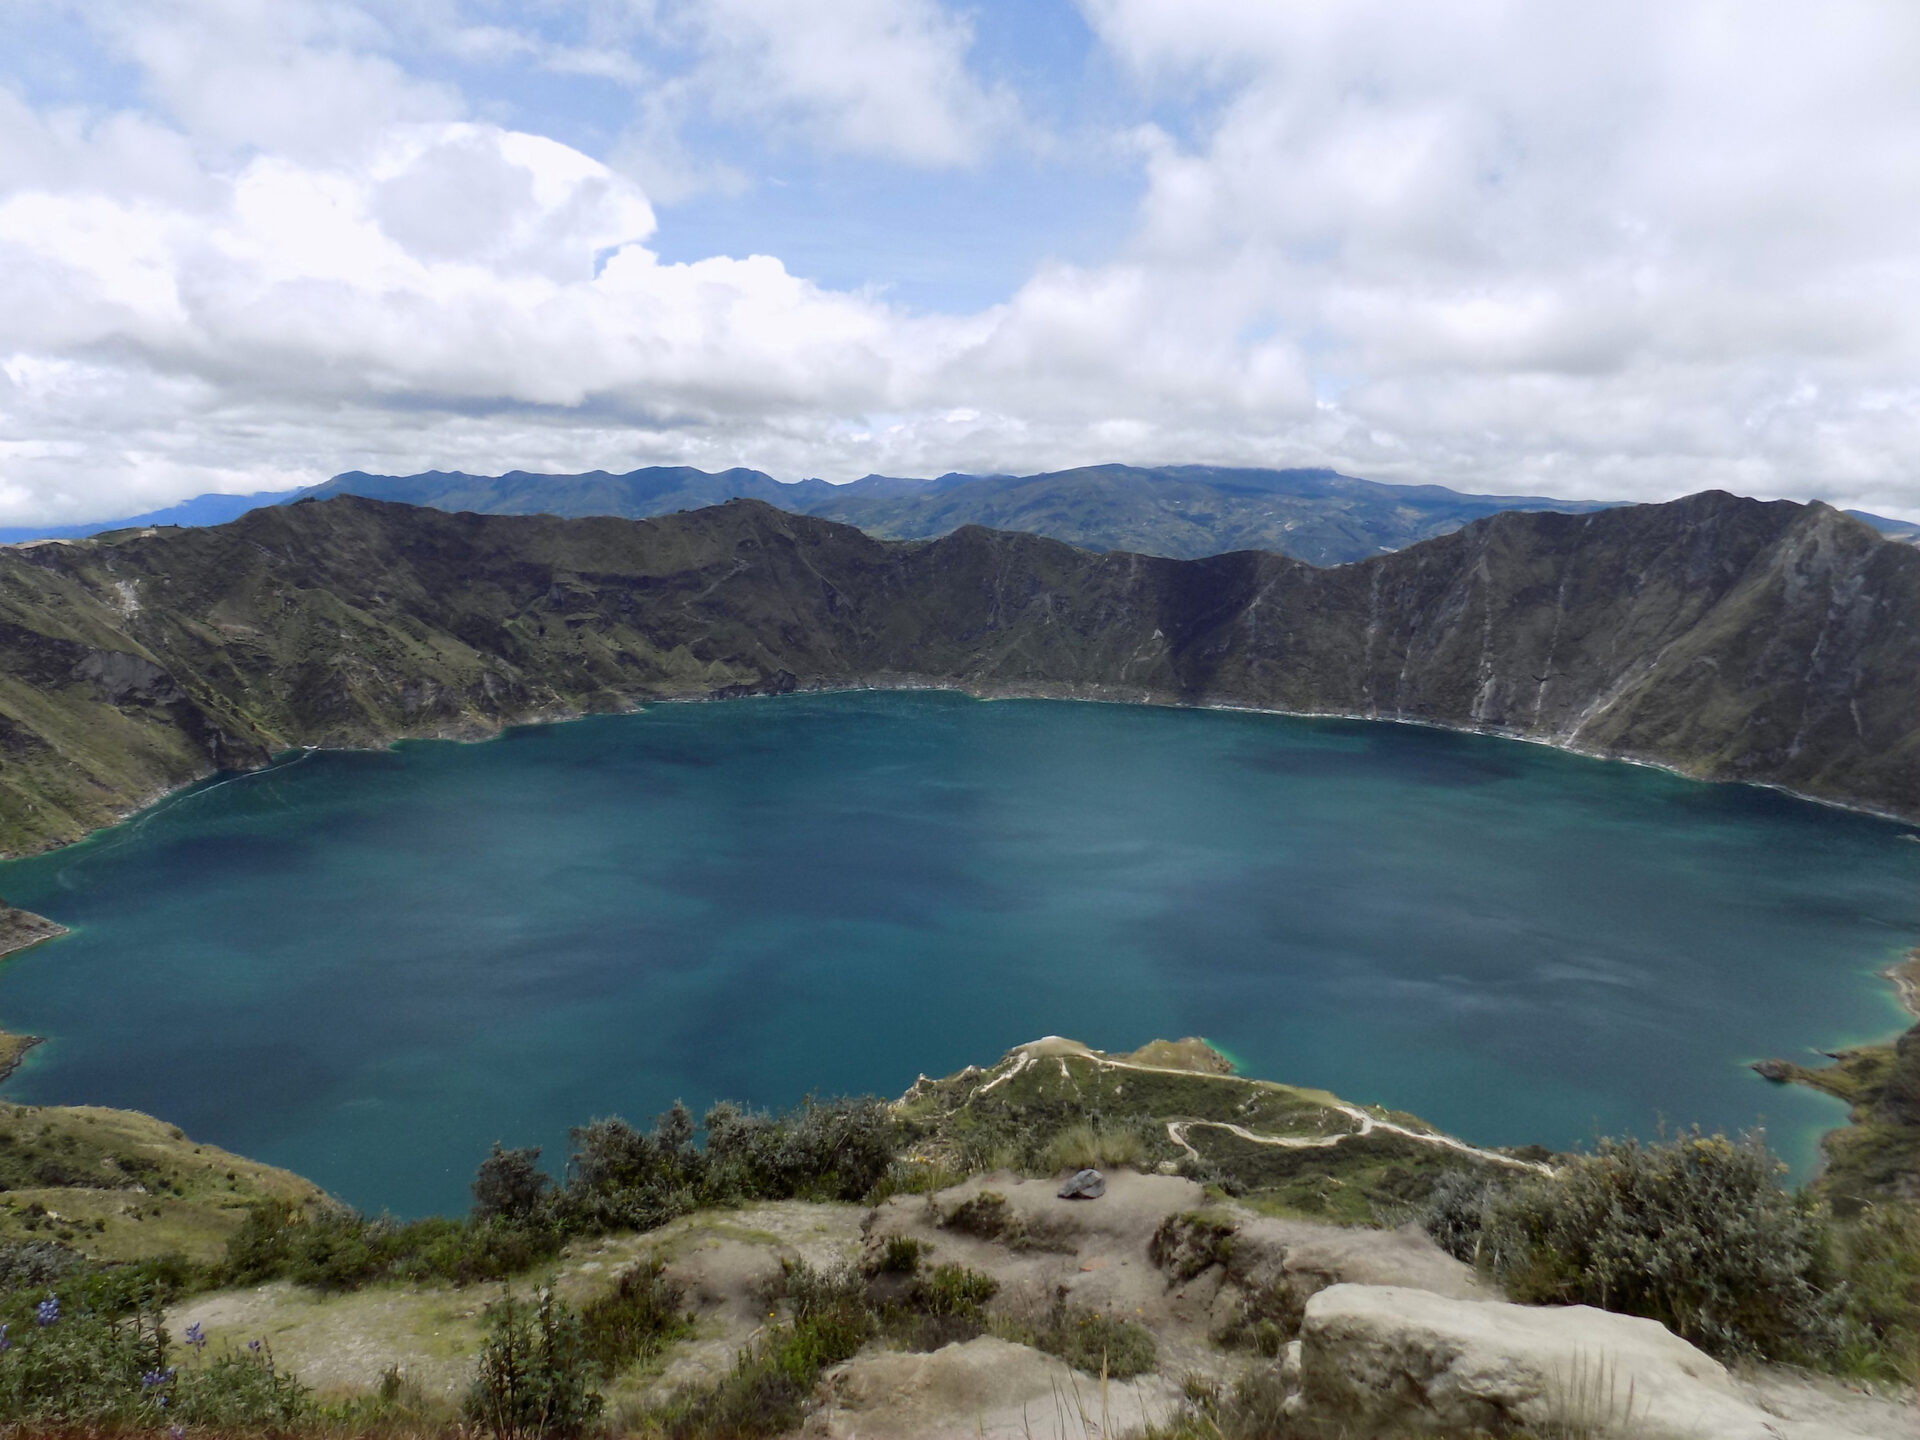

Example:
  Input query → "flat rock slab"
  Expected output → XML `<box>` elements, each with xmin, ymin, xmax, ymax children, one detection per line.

<box><xmin>1298</xmin><ymin>1284</ymin><xmax>1904</xmax><ymax>1440</ymax></box>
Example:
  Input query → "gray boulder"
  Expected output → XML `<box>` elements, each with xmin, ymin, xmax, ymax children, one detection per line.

<box><xmin>1056</xmin><ymin>1168</ymin><xmax>1105</xmax><ymax>1199</ymax></box>
<box><xmin>1293</xmin><ymin>1284</ymin><xmax>1793</xmax><ymax>1440</ymax></box>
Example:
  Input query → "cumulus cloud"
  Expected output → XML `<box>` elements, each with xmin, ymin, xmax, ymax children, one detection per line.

<box><xmin>642</xmin><ymin>0</ymin><xmax>1018</xmax><ymax>168</ymax></box>
<box><xmin>0</xmin><ymin>0</ymin><xmax>1917</xmax><ymax>524</ymax></box>
<box><xmin>1072</xmin><ymin>0</ymin><xmax>1920</xmax><ymax>510</ymax></box>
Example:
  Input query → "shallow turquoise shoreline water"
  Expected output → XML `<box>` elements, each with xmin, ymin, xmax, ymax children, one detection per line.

<box><xmin>0</xmin><ymin>692</ymin><xmax>1913</xmax><ymax>1216</ymax></box>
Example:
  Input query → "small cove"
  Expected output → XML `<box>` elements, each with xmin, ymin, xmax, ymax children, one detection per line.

<box><xmin>0</xmin><ymin>691</ymin><xmax>1914</xmax><ymax>1217</ymax></box>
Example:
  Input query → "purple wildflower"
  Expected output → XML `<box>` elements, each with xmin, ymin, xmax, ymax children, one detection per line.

<box><xmin>247</xmin><ymin>1338</ymin><xmax>262</xmax><ymax>1353</ymax></box>
<box><xmin>0</xmin><ymin>1323</ymin><xmax>10</xmax><ymax>1352</ymax></box>
<box><xmin>34</xmin><ymin>1296</ymin><xmax>57</xmax><ymax>1327</ymax></box>
<box><xmin>184</xmin><ymin>1320</ymin><xmax>205</xmax><ymax>1350</ymax></box>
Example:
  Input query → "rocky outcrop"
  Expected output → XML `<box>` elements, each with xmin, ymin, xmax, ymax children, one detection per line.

<box><xmin>1291</xmin><ymin>1284</ymin><xmax>1822</xmax><ymax>1440</ymax></box>
<box><xmin>0</xmin><ymin>902</ymin><xmax>64</xmax><ymax>960</ymax></box>
<box><xmin>1</xmin><ymin>490</ymin><xmax>1917</xmax><ymax>855</ymax></box>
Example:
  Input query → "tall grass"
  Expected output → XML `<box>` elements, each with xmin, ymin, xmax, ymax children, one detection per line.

<box><xmin>1043</xmin><ymin>1121</ymin><xmax>1145</xmax><ymax>1172</ymax></box>
<box><xmin>1538</xmin><ymin>1351</ymin><xmax>1643</xmax><ymax>1440</ymax></box>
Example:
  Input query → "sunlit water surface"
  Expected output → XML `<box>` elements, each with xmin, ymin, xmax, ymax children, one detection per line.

<box><xmin>0</xmin><ymin>692</ymin><xmax>1913</xmax><ymax>1215</ymax></box>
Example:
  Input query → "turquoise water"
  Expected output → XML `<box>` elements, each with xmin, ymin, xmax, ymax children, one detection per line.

<box><xmin>0</xmin><ymin>692</ymin><xmax>1914</xmax><ymax>1217</ymax></box>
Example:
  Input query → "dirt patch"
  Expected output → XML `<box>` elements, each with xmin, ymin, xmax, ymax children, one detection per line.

<box><xmin>170</xmin><ymin>1200</ymin><xmax>868</xmax><ymax>1404</ymax></box>
<box><xmin>809</xmin><ymin>1335</ymin><xmax>1180</xmax><ymax>1440</ymax></box>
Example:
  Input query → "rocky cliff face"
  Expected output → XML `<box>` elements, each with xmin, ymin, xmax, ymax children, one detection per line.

<box><xmin>0</xmin><ymin>490</ymin><xmax>1915</xmax><ymax>854</ymax></box>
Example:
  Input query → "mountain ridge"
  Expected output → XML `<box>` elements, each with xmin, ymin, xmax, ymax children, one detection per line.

<box><xmin>291</xmin><ymin>461</ymin><xmax>1620</xmax><ymax>565</ymax></box>
<box><xmin>11</xmin><ymin>464</ymin><xmax>1918</xmax><ymax>566</ymax></box>
<box><xmin>0</xmin><ymin>489</ymin><xmax>1915</xmax><ymax>856</ymax></box>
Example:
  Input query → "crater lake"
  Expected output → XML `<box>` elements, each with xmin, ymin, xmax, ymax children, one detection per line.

<box><xmin>0</xmin><ymin>691</ymin><xmax>1913</xmax><ymax>1215</ymax></box>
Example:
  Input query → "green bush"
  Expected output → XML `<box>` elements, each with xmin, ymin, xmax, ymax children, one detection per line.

<box><xmin>881</xmin><ymin>1262</ymin><xmax>999</xmax><ymax>1351</ymax></box>
<box><xmin>1031</xmin><ymin>1296</ymin><xmax>1158</xmax><ymax>1379</ymax></box>
<box><xmin>913</xmin><ymin>1263</ymin><xmax>998</xmax><ymax>1318</ymax></box>
<box><xmin>220</xmin><ymin>1201</ymin><xmax>565</xmax><ymax>1292</ymax></box>
<box><xmin>0</xmin><ymin>1273</ymin><xmax>307</xmax><ymax>1427</ymax></box>
<box><xmin>1829</xmin><ymin>1202</ymin><xmax>1920</xmax><ymax>1384</ymax></box>
<box><xmin>464</xmin><ymin>1287</ymin><xmax>604</xmax><ymax>1440</ymax></box>
<box><xmin>870</xmin><ymin>1234</ymin><xmax>925</xmax><ymax>1275</ymax></box>
<box><xmin>1143</xmin><ymin>1368</ymin><xmax>1300</xmax><ymax>1440</ymax></box>
<box><xmin>474</xmin><ymin>1143</ymin><xmax>557</xmax><ymax>1225</ymax></box>
<box><xmin>221</xmin><ymin>1094</ymin><xmax>897</xmax><ymax>1298</ymax></box>
<box><xmin>1468</xmin><ymin>1130</ymin><xmax>1838</xmax><ymax>1362</ymax></box>
<box><xmin>654</xmin><ymin>1260</ymin><xmax>872</xmax><ymax>1440</ymax></box>
<box><xmin>701</xmin><ymin>1096</ymin><xmax>897</xmax><ymax>1203</ymax></box>
<box><xmin>1149</xmin><ymin>1211</ymin><xmax>1237</xmax><ymax>1282</ymax></box>
<box><xmin>940</xmin><ymin>1189</ymin><xmax>1013</xmax><ymax>1240</ymax></box>
<box><xmin>578</xmin><ymin>1256</ymin><xmax>695</xmax><ymax>1379</ymax></box>
<box><xmin>1418</xmin><ymin>1168</ymin><xmax>1504</xmax><ymax>1265</ymax></box>
<box><xmin>1212</xmin><ymin>1274</ymin><xmax>1306</xmax><ymax>1357</ymax></box>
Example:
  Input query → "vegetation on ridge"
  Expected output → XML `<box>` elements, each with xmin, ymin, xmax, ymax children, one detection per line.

<box><xmin>1</xmin><ymin>489</ymin><xmax>1917</xmax><ymax>856</ymax></box>
<box><xmin>1756</xmin><ymin>953</ymin><xmax>1920</xmax><ymax>1213</ymax></box>
<box><xmin>0</xmin><ymin>1037</ymin><xmax>1909</xmax><ymax>1433</ymax></box>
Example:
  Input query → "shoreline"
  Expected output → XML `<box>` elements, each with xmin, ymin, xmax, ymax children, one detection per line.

<box><xmin>7</xmin><ymin>683</ymin><xmax>1918</xmax><ymax>1200</ymax></box>
<box><xmin>11</xmin><ymin>680</ymin><xmax>1920</xmax><ymax>1041</ymax></box>
<box><xmin>0</xmin><ymin>906</ymin><xmax>62</xmax><ymax>1085</ymax></box>
<box><xmin>9</xmin><ymin>674</ymin><xmax>1920</xmax><ymax>865</ymax></box>
<box><xmin>1885</xmin><ymin>950</ymin><xmax>1920</xmax><ymax>1021</ymax></box>
<box><xmin>1753</xmin><ymin>947</ymin><xmax>1920</xmax><ymax>1204</ymax></box>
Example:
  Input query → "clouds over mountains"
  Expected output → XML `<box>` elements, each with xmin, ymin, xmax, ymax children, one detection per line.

<box><xmin>2</xmin><ymin>0</ymin><xmax>1917</xmax><ymax>524</ymax></box>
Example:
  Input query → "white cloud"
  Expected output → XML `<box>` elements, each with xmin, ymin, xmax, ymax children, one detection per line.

<box><xmin>82</xmin><ymin>0</ymin><xmax>463</xmax><ymax>160</ymax></box>
<box><xmin>2</xmin><ymin>0</ymin><xmax>1919</xmax><ymax>524</ymax></box>
<box><xmin>654</xmin><ymin>0</ymin><xmax>1018</xmax><ymax>167</ymax></box>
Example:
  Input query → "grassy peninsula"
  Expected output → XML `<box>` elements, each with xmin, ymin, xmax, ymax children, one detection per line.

<box><xmin>1757</xmin><ymin>951</ymin><xmax>1920</xmax><ymax>1211</ymax></box>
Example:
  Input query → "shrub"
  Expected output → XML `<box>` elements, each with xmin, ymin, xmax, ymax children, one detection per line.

<box><xmin>1149</xmin><ymin>1211</ymin><xmax>1237</xmax><ymax>1282</ymax></box>
<box><xmin>703</xmin><ymin>1096</ymin><xmax>897</xmax><ymax>1203</ymax></box>
<box><xmin>578</xmin><ymin>1256</ymin><xmax>695</xmax><ymax>1379</ymax></box>
<box><xmin>1143</xmin><ymin>1368</ymin><xmax>1300</xmax><ymax>1440</ymax></box>
<box><xmin>0</xmin><ymin>1271</ymin><xmax>307</xmax><ymax>1427</ymax></box>
<box><xmin>168</xmin><ymin>1342</ymin><xmax>311</xmax><ymax>1427</ymax></box>
<box><xmin>463</xmin><ymin>1288</ymin><xmax>603</xmax><ymax>1440</ymax></box>
<box><xmin>1475</xmin><ymin>1129</ymin><xmax>1837</xmax><ymax>1362</ymax></box>
<box><xmin>220</xmin><ymin>1202</ymin><xmax>564</xmax><ymax>1292</ymax></box>
<box><xmin>0</xmin><ymin>1241</ymin><xmax>83</xmax><ymax>1291</ymax></box>
<box><xmin>1417</xmin><ymin>1168</ymin><xmax>1506</xmax><ymax>1264</ymax></box>
<box><xmin>911</xmin><ymin>1263</ymin><xmax>997</xmax><ymax>1318</ymax></box>
<box><xmin>1031</xmin><ymin>1295</ymin><xmax>1158</xmax><ymax>1379</ymax></box>
<box><xmin>1212</xmin><ymin>1274</ymin><xmax>1306</xmax><ymax>1357</ymax></box>
<box><xmin>940</xmin><ymin>1190</ymin><xmax>1013</xmax><ymax>1240</ymax></box>
<box><xmin>655</xmin><ymin>1260</ymin><xmax>872</xmax><ymax>1440</ymax></box>
<box><xmin>883</xmin><ymin>1262</ymin><xmax>1000</xmax><ymax>1350</ymax></box>
<box><xmin>561</xmin><ymin>1109</ymin><xmax>703</xmax><ymax>1233</ymax></box>
<box><xmin>1829</xmin><ymin>1202</ymin><xmax>1920</xmax><ymax>1384</ymax></box>
<box><xmin>474</xmin><ymin>1143</ymin><xmax>556</xmax><ymax>1225</ymax></box>
<box><xmin>221</xmin><ymin>1200</ymin><xmax>301</xmax><ymax>1286</ymax></box>
<box><xmin>869</xmin><ymin>1234</ymin><xmax>925</xmax><ymax>1275</ymax></box>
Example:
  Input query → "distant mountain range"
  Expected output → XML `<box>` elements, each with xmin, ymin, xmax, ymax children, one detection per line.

<box><xmin>0</xmin><ymin>491</ymin><xmax>290</xmax><ymax>546</ymax></box>
<box><xmin>9</xmin><ymin>464</ymin><xmax>1916</xmax><ymax>565</ymax></box>
<box><xmin>1</xmin><ymin>489</ymin><xmax>1914</xmax><ymax>856</ymax></box>
<box><xmin>288</xmin><ymin>464</ymin><xmax>1623</xmax><ymax>565</ymax></box>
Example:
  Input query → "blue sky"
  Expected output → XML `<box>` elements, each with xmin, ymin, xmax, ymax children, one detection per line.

<box><xmin>1</xmin><ymin>1</ymin><xmax>1917</xmax><ymax>523</ymax></box>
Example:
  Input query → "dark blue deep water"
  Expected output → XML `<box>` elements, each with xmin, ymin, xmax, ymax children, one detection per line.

<box><xmin>0</xmin><ymin>692</ymin><xmax>1913</xmax><ymax>1216</ymax></box>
